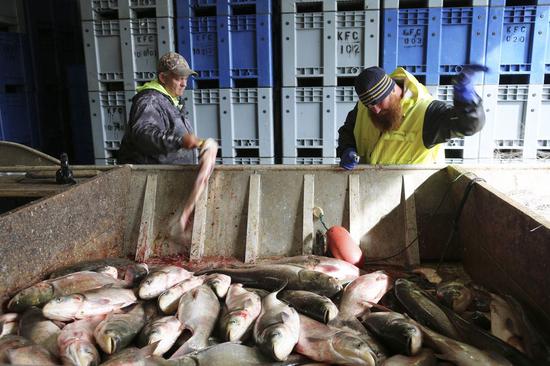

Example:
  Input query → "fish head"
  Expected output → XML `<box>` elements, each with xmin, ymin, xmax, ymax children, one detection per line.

<box><xmin>98</xmin><ymin>329</ymin><xmax>122</xmax><ymax>354</ymax></box>
<box><xmin>42</xmin><ymin>294</ymin><xmax>84</xmax><ymax>321</ymax></box>
<box><xmin>298</xmin><ymin>270</ymin><xmax>342</xmax><ymax>296</ymax></box>
<box><xmin>262</xmin><ymin>326</ymin><xmax>294</xmax><ymax>361</ymax></box>
<box><xmin>64</xmin><ymin>341</ymin><xmax>100</xmax><ymax>366</ymax></box>
<box><xmin>139</xmin><ymin>275</ymin><xmax>162</xmax><ymax>299</ymax></box>
<box><xmin>205</xmin><ymin>274</ymin><xmax>231</xmax><ymax>298</ymax></box>
<box><xmin>225</xmin><ymin>313</ymin><xmax>247</xmax><ymax>341</ymax></box>
<box><xmin>332</xmin><ymin>332</ymin><xmax>376</xmax><ymax>366</ymax></box>
<box><xmin>322</xmin><ymin>300</ymin><xmax>340</xmax><ymax>323</ymax></box>
<box><xmin>7</xmin><ymin>283</ymin><xmax>54</xmax><ymax>312</ymax></box>
<box><xmin>395</xmin><ymin>321</ymin><xmax>422</xmax><ymax>356</ymax></box>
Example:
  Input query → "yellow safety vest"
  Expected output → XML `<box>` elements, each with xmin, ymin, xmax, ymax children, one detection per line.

<box><xmin>353</xmin><ymin>68</ymin><xmax>442</xmax><ymax>165</ymax></box>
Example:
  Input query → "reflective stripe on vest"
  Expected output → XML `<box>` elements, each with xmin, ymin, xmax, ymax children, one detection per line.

<box><xmin>353</xmin><ymin>67</ymin><xmax>443</xmax><ymax>165</ymax></box>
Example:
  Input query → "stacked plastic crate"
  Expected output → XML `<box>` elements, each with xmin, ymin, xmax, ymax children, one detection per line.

<box><xmin>281</xmin><ymin>0</ymin><xmax>380</xmax><ymax>164</ymax></box>
<box><xmin>480</xmin><ymin>0</ymin><xmax>550</xmax><ymax>163</ymax></box>
<box><xmin>382</xmin><ymin>0</ymin><xmax>489</xmax><ymax>164</ymax></box>
<box><xmin>176</xmin><ymin>0</ymin><xmax>274</xmax><ymax>164</ymax></box>
<box><xmin>80</xmin><ymin>0</ymin><xmax>175</xmax><ymax>164</ymax></box>
<box><xmin>0</xmin><ymin>31</ymin><xmax>38</xmax><ymax>148</ymax></box>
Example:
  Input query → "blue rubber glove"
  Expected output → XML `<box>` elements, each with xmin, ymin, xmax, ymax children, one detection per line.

<box><xmin>340</xmin><ymin>148</ymin><xmax>359</xmax><ymax>170</ymax></box>
<box><xmin>453</xmin><ymin>64</ymin><xmax>489</xmax><ymax>104</ymax></box>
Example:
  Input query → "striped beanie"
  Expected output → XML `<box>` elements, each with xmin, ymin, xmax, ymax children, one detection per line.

<box><xmin>355</xmin><ymin>67</ymin><xmax>396</xmax><ymax>107</ymax></box>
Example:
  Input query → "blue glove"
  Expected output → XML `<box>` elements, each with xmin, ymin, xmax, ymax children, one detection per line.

<box><xmin>453</xmin><ymin>64</ymin><xmax>489</xmax><ymax>104</ymax></box>
<box><xmin>340</xmin><ymin>148</ymin><xmax>359</xmax><ymax>170</ymax></box>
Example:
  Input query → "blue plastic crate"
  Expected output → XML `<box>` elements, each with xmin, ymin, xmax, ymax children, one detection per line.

<box><xmin>383</xmin><ymin>6</ymin><xmax>488</xmax><ymax>85</ymax></box>
<box><xmin>176</xmin><ymin>0</ymin><xmax>272</xmax><ymax>17</ymax></box>
<box><xmin>0</xmin><ymin>92</ymin><xmax>38</xmax><ymax>148</ymax></box>
<box><xmin>177</xmin><ymin>14</ymin><xmax>273</xmax><ymax>88</ymax></box>
<box><xmin>0</xmin><ymin>33</ymin><xmax>28</xmax><ymax>90</ymax></box>
<box><xmin>485</xmin><ymin>5</ymin><xmax>549</xmax><ymax>84</ymax></box>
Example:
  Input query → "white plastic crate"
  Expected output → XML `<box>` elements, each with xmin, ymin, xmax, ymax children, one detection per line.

<box><xmin>281</xmin><ymin>9</ymin><xmax>379</xmax><ymax>86</ymax></box>
<box><xmin>80</xmin><ymin>0</ymin><xmax>174</xmax><ymax>20</ymax></box>
<box><xmin>82</xmin><ymin>17</ymin><xmax>175</xmax><ymax>91</ymax></box>
<box><xmin>479</xmin><ymin>84</ymin><xmax>544</xmax><ymax>162</ymax></box>
<box><xmin>282</xmin><ymin>86</ymin><xmax>358</xmax><ymax>164</ymax></box>
<box><xmin>183</xmin><ymin>88</ymin><xmax>274</xmax><ymax>164</ymax></box>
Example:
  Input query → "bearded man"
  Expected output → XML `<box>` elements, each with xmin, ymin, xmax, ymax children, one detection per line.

<box><xmin>337</xmin><ymin>66</ymin><xmax>487</xmax><ymax>168</ymax></box>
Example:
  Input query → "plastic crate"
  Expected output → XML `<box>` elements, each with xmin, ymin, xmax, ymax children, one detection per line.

<box><xmin>88</xmin><ymin>90</ymin><xmax>134</xmax><ymax>159</ymax></box>
<box><xmin>537</xmin><ymin>85</ymin><xmax>550</xmax><ymax>160</ymax></box>
<box><xmin>426</xmin><ymin>84</ymin><xmax>482</xmax><ymax>162</ymax></box>
<box><xmin>281</xmin><ymin>0</ymin><xmax>379</xmax><ymax>13</ymax></box>
<box><xmin>177</xmin><ymin>0</ymin><xmax>272</xmax><ymax>17</ymax></box>
<box><xmin>177</xmin><ymin>14</ymin><xmax>273</xmax><ymax>88</ymax></box>
<box><xmin>80</xmin><ymin>0</ymin><xmax>174</xmax><ymax>20</ymax></box>
<box><xmin>485</xmin><ymin>5</ymin><xmax>549</xmax><ymax>84</ymax></box>
<box><xmin>0</xmin><ymin>32</ymin><xmax>29</xmax><ymax>89</ymax></box>
<box><xmin>0</xmin><ymin>92</ymin><xmax>38</xmax><ymax>148</ymax></box>
<box><xmin>477</xmin><ymin>84</ymin><xmax>544</xmax><ymax>162</ymax></box>
<box><xmin>82</xmin><ymin>17</ymin><xmax>175</xmax><ymax>92</ymax></box>
<box><xmin>282</xmin><ymin>10</ymin><xmax>380</xmax><ymax>87</ymax></box>
<box><xmin>183</xmin><ymin>88</ymin><xmax>274</xmax><ymax>162</ymax></box>
<box><xmin>67</xmin><ymin>64</ymin><xmax>94</xmax><ymax>164</ymax></box>
<box><xmin>282</xmin><ymin>86</ymin><xmax>358</xmax><ymax>164</ymax></box>
<box><xmin>382</xmin><ymin>6</ymin><xmax>488</xmax><ymax>86</ymax></box>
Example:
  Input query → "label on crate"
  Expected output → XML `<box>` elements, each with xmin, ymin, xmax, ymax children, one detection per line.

<box><xmin>338</xmin><ymin>30</ymin><xmax>361</xmax><ymax>57</ymax></box>
<box><xmin>192</xmin><ymin>33</ymin><xmax>216</xmax><ymax>57</ymax></box>
<box><xmin>401</xmin><ymin>27</ymin><xmax>424</xmax><ymax>48</ymax></box>
<box><xmin>504</xmin><ymin>25</ymin><xmax>527</xmax><ymax>44</ymax></box>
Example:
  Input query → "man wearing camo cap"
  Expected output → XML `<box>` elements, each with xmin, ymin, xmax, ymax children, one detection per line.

<box><xmin>118</xmin><ymin>51</ymin><xmax>207</xmax><ymax>164</ymax></box>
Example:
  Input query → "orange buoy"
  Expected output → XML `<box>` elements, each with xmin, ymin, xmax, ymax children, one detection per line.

<box><xmin>326</xmin><ymin>226</ymin><xmax>365</xmax><ymax>268</ymax></box>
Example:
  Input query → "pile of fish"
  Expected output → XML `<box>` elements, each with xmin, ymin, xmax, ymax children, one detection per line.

<box><xmin>1</xmin><ymin>255</ymin><xmax>549</xmax><ymax>365</ymax></box>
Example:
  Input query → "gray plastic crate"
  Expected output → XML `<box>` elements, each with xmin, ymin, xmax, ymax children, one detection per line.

<box><xmin>183</xmin><ymin>88</ymin><xmax>274</xmax><ymax>164</ymax></box>
<box><xmin>80</xmin><ymin>0</ymin><xmax>174</xmax><ymax>20</ymax></box>
<box><xmin>281</xmin><ymin>9</ymin><xmax>379</xmax><ymax>86</ymax></box>
<box><xmin>88</xmin><ymin>90</ymin><xmax>134</xmax><ymax>160</ymax></box>
<box><xmin>478</xmin><ymin>84</ymin><xmax>544</xmax><ymax>162</ymax></box>
<box><xmin>282</xmin><ymin>86</ymin><xmax>358</xmax><ymax>164</ymax></box>
<box><xmin>82</xmin><ymin>17</ymin><xmax>174</xmax><ymax>91</ymax></box>
<box><xmin>281</xmin><ymin>0</ymin><xmax>379</xmax><ymax>13</ymax></box>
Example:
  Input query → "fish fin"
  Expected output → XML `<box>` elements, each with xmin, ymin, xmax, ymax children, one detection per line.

<box><xmin>139</xmin><ymin>341</ymin><xmax>161</xmax><ymax>357</ymax></box>
<box><xmin>280</xmin><ymin>311</ymin><xmax>290</xmax><ymax>323</ymax></box>
<box><xmin>366</xmin><ymin>301</ymin><xmax>393</xmax><ymax>312</ymax></box>
<box><xmin>243</xmin><ymin>298</ymin><xmax>254</xmax><ymax>308</ymax></box>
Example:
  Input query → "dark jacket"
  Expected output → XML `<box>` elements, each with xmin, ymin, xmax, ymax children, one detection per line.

<box><xmin>336</xmin><ymin>93</ymin><xmax>486</xmax><ymax>158</ymax></box>
<box><xmin>118</xmin><ymin>89</ymin><xmax>197</xmax><ymax>164</ymax></box>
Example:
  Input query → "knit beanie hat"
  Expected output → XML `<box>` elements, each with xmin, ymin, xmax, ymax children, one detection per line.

<box><xmin>355</xmin><ymin>67</ymin><xmax>396</xmax><ymax>107</ymax></box>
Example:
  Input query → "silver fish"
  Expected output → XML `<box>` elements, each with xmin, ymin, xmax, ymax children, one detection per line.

<box><xmin>94</xmin><ymin>303</ymin><xmax>146</xmax><ymax>354</ymax></box>
<box><xmin>279</xmin><ymin>290</ymin><xmax>338</xmax><ymax>324</ymax></box>
<box><xmin>171</xmin><ymin>284</ymin><xmax>221</xmax><ymax>358</ymax></box>
<box><xmin>57</xmin><ymin>314</ymin><xmax>104</xmax><ymax>366</ymax></box>
<box><xmin>42</xmin><ymin>287</ymin><xmax>137</xmax><ymax>321</ymax></box>
<box><xmin>253</xmin><ymin>289</ymin><xmax>300</xmax><ymax>361</ymax></box>
<box><xmin>139</xmin><ymin>265</ymin><xmax>193</xmax><ymax>300</ymax></box>
<box><xmin>220</xmin><ymin>283</ymin><xmax>262</xmax><ymax>342</ymax></box>
<box><xmin>19</xmin><ymin>306</ymin><xmax>61</xmax><ymax>357</ymax></box>
<box><xmin>137</xmin><ymin>315</ymin><xmax>184</xmax><ymax>356</ymax></box>
<box><xmin>158</xmin><ymin>275</ymin><xmax>206</xmax><ymax>314</ymax></box>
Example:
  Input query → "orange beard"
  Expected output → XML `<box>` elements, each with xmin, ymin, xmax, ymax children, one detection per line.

<box><xmin>368</xmin><ymin>93</ymin><xmax>402</xmax><ymax>133</ymax></box>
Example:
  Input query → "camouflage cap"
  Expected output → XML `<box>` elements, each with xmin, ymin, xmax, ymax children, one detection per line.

<box><xmin>157</xmin><ymin>52</ymin><xmax>197</xmax><ymax>77</ymax></box>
